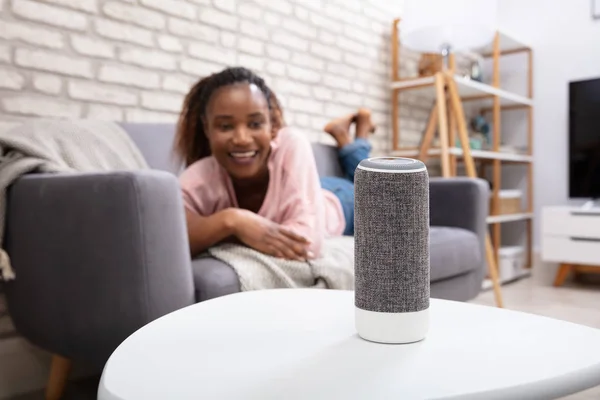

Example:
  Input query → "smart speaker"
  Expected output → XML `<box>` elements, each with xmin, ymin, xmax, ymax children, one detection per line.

<box><xmin>354</xmin><ymin>157</ymin><xmax>430</xmax><ymax>344</ymax></box>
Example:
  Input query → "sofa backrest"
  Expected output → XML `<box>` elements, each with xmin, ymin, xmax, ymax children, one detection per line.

<box><xmin>119</xmin><ymin>123</ymin><xmax>182</xmax><ymax>175</ymax></box>
<box><xmin>311</xmin><ymin>143</ymin><xmax>344</xmax><ymax>178</ymax></box>
<box><xmin>118</xmin><ymin>123</ymin><xmax>344</xmax><ymax>179</ymax></box>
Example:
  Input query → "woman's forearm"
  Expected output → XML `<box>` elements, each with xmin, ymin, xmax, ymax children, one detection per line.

<box><xmin>185</xmin><ymin>208</ymin><xmax>239</xmax><ymax>257</ymax></box>
<box><xmin>186</xmin><ymin>208</ymin><xmax>313</xmax><ymax>260</ymax></box>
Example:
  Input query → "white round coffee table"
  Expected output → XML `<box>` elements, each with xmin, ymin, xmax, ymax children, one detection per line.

<box><xmin>98</xmin><ymin>289</ymin><xmax>600</xmax><ymax>400</ymax></box>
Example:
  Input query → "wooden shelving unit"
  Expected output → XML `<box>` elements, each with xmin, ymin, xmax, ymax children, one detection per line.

<box><xmin>391</xmin><ymin>21</ymin><xmax>534</xmax><ymax>276</ymax></box>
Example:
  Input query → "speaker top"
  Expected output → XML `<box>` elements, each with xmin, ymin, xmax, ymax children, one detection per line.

<box><xmin>357</xmin><ymin>157</ymin><xmax>426</xmax><ymax>173</ymax></box>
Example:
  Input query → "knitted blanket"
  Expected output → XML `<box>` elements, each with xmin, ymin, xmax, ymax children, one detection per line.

<box><xmin>208</xmin><ymin>236</ymin><xmax>355</xmax><ymax>291</ymax></box>
<box><xmin>0</xmin><ymin>119</ymin><xmax>148</xmax><ymax>280</ymax></box>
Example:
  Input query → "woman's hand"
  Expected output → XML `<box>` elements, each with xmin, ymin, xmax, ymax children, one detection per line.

<box><xmin>232</xmin><ymin>209</ymin><xmax>312</xmax><ymax>261</ymax></box>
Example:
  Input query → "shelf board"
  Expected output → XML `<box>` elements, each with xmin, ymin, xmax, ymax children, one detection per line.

<box><xmin>391</xmin><ymin>148</ymin><xmax>533</xmax><ymax>163</ymax></box>
<box><xmin>391</xmin><ymin>74</ymin><xmax>533</xmax><ymax>108</ymax></box>
<box><xmin>482</xmin><ymin>268</ymin><xmax>531</xmax><ymax>290</ymax></box>
<box><xmin>487</xmin><ymin>213</ymin><xmax>533</xmax><ymax>224</ymax></box>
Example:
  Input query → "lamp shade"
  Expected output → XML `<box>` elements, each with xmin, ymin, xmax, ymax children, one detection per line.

<box><xmin>400</xmin><ymin>0</ymin><xmax>498</xmax><ymax>53</ymax></box>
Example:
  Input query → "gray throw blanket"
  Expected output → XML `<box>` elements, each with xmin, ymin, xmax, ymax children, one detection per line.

<box><xmin>208</xmin><ymin>236</ymin><xmax>355</xmax><ymax>291</ymax></box>
<box><xmin>0</xmin><ymin>119</ymin><xmax>148</xmax><ymax>280</ymax></box>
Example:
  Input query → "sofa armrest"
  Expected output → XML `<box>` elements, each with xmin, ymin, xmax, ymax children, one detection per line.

<box><xmin>191</xmin><ymin>255</ymin><xmax>241</xmax><ymax>302</ymax></box>
<box><xmin>429</xmin><ymin>177</ymin><xmax>489</xmax><ymax>238</ymax></box>
<box><xmin>3</xmin><ymin>171</ymin><xmax>195</xmax><ymax>368</ymax></box>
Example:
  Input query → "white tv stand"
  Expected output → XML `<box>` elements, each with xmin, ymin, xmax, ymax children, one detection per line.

<box><xmin>542</xmin><ymin>206</ymin><xmax>600</xmax><ymax>286</ymax></box>
<box><xmin>581</xmin><ymin>199</ymin><xmax>600</xmax><ymax>210</ymax></box>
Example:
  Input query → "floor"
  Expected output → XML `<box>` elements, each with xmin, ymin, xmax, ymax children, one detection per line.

<box><xmin>7</xmin><ymin>267</ymin><xmax>600</xmax><ymax>400</ymax></box>
<box><xmin>472</xmin><ymin>266</ymin><xmax>600</xmax><ymax>400</ymax></box>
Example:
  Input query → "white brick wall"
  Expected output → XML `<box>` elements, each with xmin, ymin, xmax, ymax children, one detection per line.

<box><xmin>95</xmin><ymin>18</ymin><xmax>154</xmax><ymax>46</ymax></box>
<box><xmin>71</xmin><ymin>34</ymin><xmax>115</xmax><ymax>58</ymax></box>
<box><xmin>167</xmin><ymin>16</ymin><xmax>219</xmax><ymax>42</ymax></box>
<box><xmin>0</xmin><ymin>43</ymin><xmax>11</xmax><ymax>62</ymax></box>
<box><xmin>38</xmin><ymin>0</ymin><xmax>98</xmax><ymax>13</ymax></box>
<box><xmin>15</xmin><ymin>48</ymin><xmax>94</xmax><ymax>77</ymax></box>
<box><xmin>140</xmin><ymin>0</ymin><xmax>196</xmax><ymax>20</ymax></box>
<box><xmin>162</xmin><ymin>74</ymin><xmax>194</xmax><ymax>93</ymax></box>
<box><xmin>102</xmin><ymin>1</ymin><xmax>167</xmax><ymax>30</ymax></box>
<box><xmin>68</xmin><ymin>80</ymin><xmax>138</xmax><ymax>105</ymax></box>
<box><xmin>0</xmin><ymin>0</ymin><xmax>425</xmax><ymax>149</ymax></box>
<box><xmin>0</xmin><ymin>67</ymin><xmax>25</xmax><ymax>90</ymax></box>
<box><xmin>12</xmin><ymin>0</ymin><xmax>89</xmax><ymax>31</ymax></box>
<box><xmin>2</xmin><ymin>95</ymin><xmax>81</xmax><ymax>117</ymax></box>
<box><xmin>157</xmin><ymin>34</ymin><xmax>184</xmax><ymax>53</ymax></box>
<box><xmin>0</xmin><ymin>20</ymin><xmax>65</xmax><ymax>48</ymax></box>
<box><xmin>119</xmin><ymin>47</ymin><xmax>177</xmax><ymax>70</ymax></box>
<box><xmin>32</xmin><ymin>74</ymin><xmax>62</xmax><ymax>94</ymax></box>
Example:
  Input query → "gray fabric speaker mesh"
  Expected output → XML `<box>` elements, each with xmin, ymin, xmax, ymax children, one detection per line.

<box><xmin>354</xmin><ymin>167</ymin><xmax>430</xmax><ymax>313</ymax></box>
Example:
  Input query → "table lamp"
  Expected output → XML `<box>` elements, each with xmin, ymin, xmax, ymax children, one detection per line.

<box><xmin>401</xmin><ymin>0</ymin><xmax>497</xmax><ymax>68</ymax></box>
<box><xmin>398</xmin><ymin>0</ymin><xmax>504</xmax><ymax>308</ymax></box>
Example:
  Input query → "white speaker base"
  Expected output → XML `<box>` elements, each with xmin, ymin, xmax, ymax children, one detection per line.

<box><xmin>355</xmin><ymin>307</ymin><xmax>429</xmax><ymax>344</ymax></box>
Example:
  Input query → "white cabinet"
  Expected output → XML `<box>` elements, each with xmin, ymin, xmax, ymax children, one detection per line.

<box><xmin>541</xmin><ymin>206</ymin><xmax>600</xmax><ymax>266</ymax></box>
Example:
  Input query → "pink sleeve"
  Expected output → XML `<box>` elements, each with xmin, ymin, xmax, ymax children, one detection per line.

<box><xmin>181</xmin><ymin>185</ymin><xmax>199</xmax><ymax>214</ymax></box>
<box><xmin>277</xmin><ymin>132</ymin><xmax>326</xmax><ymax>257</ymax></box>
<box><xmin>179</xmin><ymin>165</ymin><xmax>205</xmax><ymax>216</ymax></box>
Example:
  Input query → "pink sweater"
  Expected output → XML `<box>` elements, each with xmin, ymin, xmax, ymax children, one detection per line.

<box><xmin>179</xmin><ymin>127</ymin><xmax>346</xmax><ymax>256</ymax></box>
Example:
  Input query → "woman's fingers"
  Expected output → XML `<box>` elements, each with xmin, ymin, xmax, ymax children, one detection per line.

<box><xmin>267</xmin><ymin>245</ymin><xmax>284</xmax><ymax>259</ymax></box>
<box><xmin>279</xmin><ymin>230</ymin><xmax>313</xmax><ymax>259</ymax></box>
<box><xmin>270</xmin><ymin>238</ymin><xmax>303</xmax><ymax>261</ymax></box>
<box><xmin>262</xmin><ymin>226</ymin><xmax>311</xmax><ymax>261</ymax></box>
<box><xmin>280</xmin><ymin>228</ymin><xmax>311</xmax><ymax>244</ymax></box>
<box><xmin>269</xmin><ymin>235</ymin><xmax>306</xmax><ymax>261</ymax></box>
<box><xmin>281</xmin><ymin>235</ymin><xmax>311</xmax><ymax>260</ymax></box>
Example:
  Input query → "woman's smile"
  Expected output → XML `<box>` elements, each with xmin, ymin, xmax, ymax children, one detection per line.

<box><xmin>229</xmin><ymin>150</ymin><xmax>259</xmax><ymax>165</ymax></box>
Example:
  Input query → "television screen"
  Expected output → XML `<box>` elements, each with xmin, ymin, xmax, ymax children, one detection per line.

<box><xmin>569</xmin><ymin>78</ymin><xmax>600</xmax><ymax>199</ymax></box>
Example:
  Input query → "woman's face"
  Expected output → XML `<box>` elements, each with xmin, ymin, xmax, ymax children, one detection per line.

<box><xmin>204</xmin><ymin>83</ymin><xmax>274</xmax><ymax>182</ymax></box>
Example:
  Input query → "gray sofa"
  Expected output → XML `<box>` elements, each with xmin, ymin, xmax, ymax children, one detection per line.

<box><xmin>3</xmin><ymin>122</ymin><xmax>488</xmax><ymax>372</ymax></box>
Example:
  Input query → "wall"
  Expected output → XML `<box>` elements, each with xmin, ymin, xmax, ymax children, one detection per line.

<box><xmin>498</xmin><ymin>0</ymin><xmax>600</xmax><ymax>246</ymax></box>
<box><xmin>0</xmin><ymin>0</ymin><xmax>427</xmax><ymax>153</ymax></box>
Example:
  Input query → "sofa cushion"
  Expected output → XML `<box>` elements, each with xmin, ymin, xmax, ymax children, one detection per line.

<box><xmin>430</xmin><ymin>226</ymin><xmax>482</xmax><ymax>282</ymax></box>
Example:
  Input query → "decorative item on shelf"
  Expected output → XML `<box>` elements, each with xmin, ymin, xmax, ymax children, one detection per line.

<box><xmin>470</xmin><ymin>114</ymin><xmax>491</xmax><ymax>146</ymax></box>
<box><xmin>418</xmin><ymin>53</ymin><xmax>443</xmax><ymax>77</ymax></box>
<box><xmin>469</xmin><ymin>58</ymin><xmax>484</xmax><ymax>81</ymax></box>
<box><xmin>455</xmin><ymin>51</ymin><xmax>485</xmax><ymax>82</ymax></box>
<box><xmin>498</xmin><ymin>246</ymin><xmax>525</xmax><ymax>281</ymax></box>
<box><xmin>455</xmin><ymin>136</ymin><xmax>484</xmax><ymax>150</ymax></box>
<box><xmin>493</xmin><ymin>189</ymin><xmax>523</xmax><ymax>215</ymax></box>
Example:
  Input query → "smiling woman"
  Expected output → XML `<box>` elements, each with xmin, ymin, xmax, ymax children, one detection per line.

<box><xmin>174</xmin><ymin>67</ymin><xmax>374</xmax><ymax>262</ymax></box>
